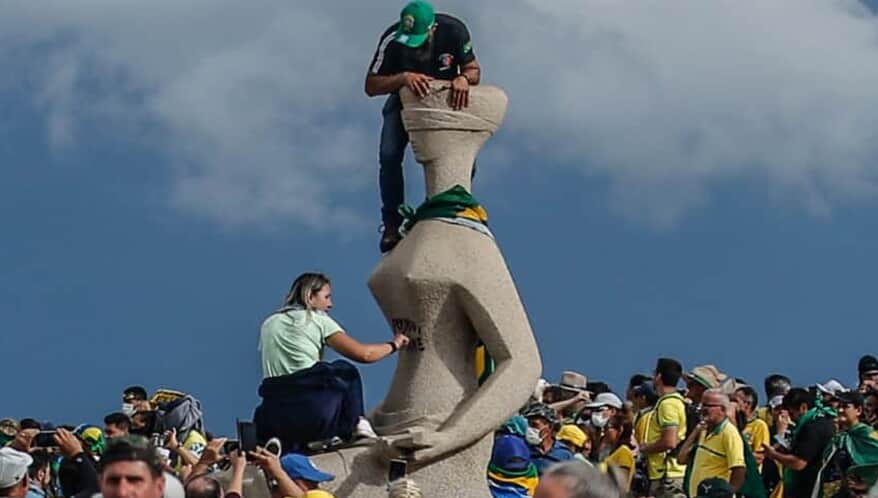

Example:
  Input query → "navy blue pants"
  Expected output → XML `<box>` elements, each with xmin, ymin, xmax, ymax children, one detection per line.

<box><xmin>254</xmin><ymin>360</ymin><xmax>365</xmax><ymax>453</ymax></box>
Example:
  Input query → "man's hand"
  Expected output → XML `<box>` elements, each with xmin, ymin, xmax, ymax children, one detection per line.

<box><xmin>450</xmin><ymin>75</ymin><xmax>469</xmax><ymax>110</ymax></box>
<box><xmin>229</xmin><ymin>449</ymin><xmax>247</xmax><ymax>473</ymax></box>
<box><xmin>11</xmin><ymin>428</ymin><xmax>38</xmax><ymax>452</ymax></box>
<box><xmin>403</xmin><ymin>72</ymin><xmax>433</xmax><ymax>98</ymax></box>
<box><xmin>764</xmin><ymin>444</ymin><xmax>787</xmax><ymax>461</ymax></box>
<box><xmin>164</xmin><ymin>429</ymin><xmax>180</xmax><ymax>451</ymax></box>
<box><xmin>197</xmin><ymin>437</ymin><xmax>226</xmax><ymax>467</ymax></box>
<box><xmin>247</xmin><ymin>447</ymin><xmax>283</xmax><ymax>475</ymax></box>
<box><xmin>55</xmin><ymin>428</ymin><xmax>84</xmax><ymax>458</ymax></box>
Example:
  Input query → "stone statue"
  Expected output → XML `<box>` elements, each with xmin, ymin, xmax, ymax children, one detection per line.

<box><xmin>233</xmin><ymin>82</ymin><xmax>541</xmax><ymax>498</ymax></box>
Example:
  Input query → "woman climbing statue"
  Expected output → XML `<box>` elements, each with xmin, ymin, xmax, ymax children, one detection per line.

<box><xmin>254</xmin><ymin>272</ymin><xmax>410</xmax><ymax>453</ymax></box>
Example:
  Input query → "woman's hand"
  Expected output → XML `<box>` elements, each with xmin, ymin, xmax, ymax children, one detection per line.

<box><xmin>392</xmin><ymin>333</ymin><xmax>411</xmax><ymax>350</ymax></box>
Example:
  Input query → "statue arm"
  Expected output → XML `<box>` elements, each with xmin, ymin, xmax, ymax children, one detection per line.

<box><xmin>405</xmin><ymin>278</ymin><xmax>542</xmax><ymax>462</ymax></box>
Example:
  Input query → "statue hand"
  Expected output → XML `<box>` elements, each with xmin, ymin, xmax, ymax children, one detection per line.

<box><xmin>392</xmin><ymin>429</ymin><xmax>455</xmax><ymax>464</ymax></box>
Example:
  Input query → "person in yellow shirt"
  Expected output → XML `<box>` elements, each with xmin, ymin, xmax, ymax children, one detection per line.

<box><xmin>597</xmin><ymin>415</ymin><xmax>637</xmax><ymax>492</ymax></box>
<box><xmin>677</xmin><ymin>389</ymin><xmax>746</xmax><ymax>498</ymax></box>
<box><xmin>734</xmin><ymin>386</ymin><xmax>771</xmax><ymax>469</ymax></box>
<box><xmin>557</xmin><ymin>424</ymin><xmax>592</xmax><ymax>466</ymax></box>
<box><xmin>639</xmin><ymin>358</ymin><xmax>688</xmax><ymax>498</ymax></box>
<box><xmin>756</xmin><ymin>375</ymin><xmax>792</xmax><ymax>428</ymax></box>
<box><xmin>633</xmin><ymin>381</ymin><xmax>658</xmax><ymax>446</ymax></box>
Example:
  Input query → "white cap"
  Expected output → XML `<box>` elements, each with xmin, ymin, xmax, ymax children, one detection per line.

<box><xmin>816</xmin><ymin>379</ymin><xmax>848</xmax><ymax>397</ymax></box>
<box><xmin>0</xmin><ymin>447</ymin><xmax>33</xmax><ymax>488</ymax></box>
<box><xmin>585</xmin><ymin>392</ymin><xmax>623</xmax><ymax>409</ymax></box>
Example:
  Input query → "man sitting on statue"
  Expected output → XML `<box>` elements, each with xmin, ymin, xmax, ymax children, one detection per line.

<box><xmin>255</xmin><ymin>272</ymin><xmax>409</xmax><ymax>453</ymax></box>
<box><xmin>365</xmin><ymin>0</ymin><xmax>481</xmax><ymax>253</ymax></box>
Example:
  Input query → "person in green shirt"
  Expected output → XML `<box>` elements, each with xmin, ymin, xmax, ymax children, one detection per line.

<box><xmin>255</xmin><ymin>272</ymin><xmax>410</xmax><ymax>452</ymax></box>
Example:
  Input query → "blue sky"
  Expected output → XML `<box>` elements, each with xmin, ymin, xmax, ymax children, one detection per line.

<box><xmin>3</xmin><ymin>0</ymin><xmax>878</xmax><ymax>435</ymax></box>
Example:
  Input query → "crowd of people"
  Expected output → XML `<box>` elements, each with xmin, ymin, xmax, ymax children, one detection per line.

<box><xmin>4</xmin><ymin>265</ymin><xmax>878</xmax><ymax>498</ymax></box>
<box><xmin>487</xmin><ymin>356</ymin><xmax>878</xmax><ymax>498</ymax></box>
<box><xmin>0</xmin><ymin>384</ymin><xmax>344</xmax><ymax>498</ymax></box>
<box><xmin>3</xmin><ymin>358</ymin><xmax>877</xmax><ymax>498</ymax></box>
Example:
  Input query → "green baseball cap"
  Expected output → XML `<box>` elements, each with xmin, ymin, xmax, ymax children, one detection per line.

<box><xmin>394</xmin><ymin>1</ymin><xmax>435</xmax><ymax>48</ymax></box>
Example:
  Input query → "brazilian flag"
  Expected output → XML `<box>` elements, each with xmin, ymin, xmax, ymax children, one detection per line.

<box><xmin>475</xmin><ymin>340</ymin><xmax>495</xmax><ymax>386</ymax></box>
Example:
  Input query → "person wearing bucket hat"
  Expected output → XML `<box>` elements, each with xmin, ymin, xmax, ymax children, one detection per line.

<box><xmin>548</xmin><ymin>371</ymin><xmax>591</xmax><ymax>424</ymax></box>
<box><xmin>684</xmin><ymin>365</ymin><xmax>727</xmax><ymax>407</ymax></box>
<box><xmin>279</xmin><ymin>454</ymin><xmax>335</xmax><ymax>497</ymax></box>
<box><xmin>523</xmin><ymin>403</ymin><xmax>575</xmax><ymax>475</ymax></box>
<box><xmin>365</xmin><ymin>0</ymin><xmax>481</xmax><ymax>253</ymax></box>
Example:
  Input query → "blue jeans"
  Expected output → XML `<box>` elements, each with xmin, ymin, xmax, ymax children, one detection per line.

<box><xmin>379</xmin><ymin>94</ymin><xmax>408</xmax><ymax>227</ymax></box>
<box><xmin>378</xmin><ymin>93</ymin><xmax>477</xmax><ymax>227</ymax></box>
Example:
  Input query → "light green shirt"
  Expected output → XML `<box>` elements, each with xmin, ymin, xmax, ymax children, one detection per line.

<box><xmin>259</xmin><ymin>309</ymin><xmax>343</xmax><ymax>378</ymax></box>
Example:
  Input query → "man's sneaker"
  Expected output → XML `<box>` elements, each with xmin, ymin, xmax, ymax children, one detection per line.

<box><xmin>354</xmin><ymin>417</ymin><xmax>378</xmax><ymax>439</ymax></box>
<box><xmin>379</xmin><ymin>223</ymin><xmax>403</xmax><ymax>253</ymax></box>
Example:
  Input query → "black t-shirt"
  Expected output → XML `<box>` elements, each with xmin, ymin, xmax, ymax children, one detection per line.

<box><xmin>368</xmin><ymin>13</ymin><xmax>475</xmax><ymax>81</ymax></box>
<box><xmin>785</xmin><ymin>416</ymin><xmax>835</xmax><ymax>498</ymax></box>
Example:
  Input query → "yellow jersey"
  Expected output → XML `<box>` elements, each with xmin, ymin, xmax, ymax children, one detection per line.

<box><xmin>688</xmin><ymin>419</ymin><xmax>746</xmax><ymax>498</ymax></box>
<box><xmin>645</xmin><ymin>392</ymin><xmax>688</xmax><ymax>480</ymax></box>
<box><xmin>743</xmin><ymin>418</ymin><xmax>771</xmax><ymax>453</ymax></box>
<box><xmin>600</xmin><ymin>445</ymin><xmax>636</xmax><ymax>491</ymax></box>
<box><xmin>635</xmin><ymin>408</ymin><xmax>654</xmax><ymax>446</ymax></box>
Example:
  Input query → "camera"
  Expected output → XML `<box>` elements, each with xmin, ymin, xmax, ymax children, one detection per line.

<box><xmin>223</xmin><ymin>439</ymin><xmax>241</xmax><ymax>455</ymax></box>
<box><xmin>388</xmin><ymin>459</ymin><xmax>407</xmax><ymax>483</ymax></box>
<box><xmin>236</xmin><ymin>420</ymin><xmax>258</xmax><ymax>453</ymax></box>
<box><xmin>33</xmin><ymin>431</ymin><xmax>58</xmax><ymax>448</ymax></box>
<box><xmin>150</xmin><ymin>433</ymin><xmax>166</xmax><ymax>448</ymax></box>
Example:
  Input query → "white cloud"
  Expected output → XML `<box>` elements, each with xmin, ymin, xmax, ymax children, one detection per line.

<box><xmin>3</xmin><ymin>0</ymin><xmax>878</xmax><ymax>228</ymax></box>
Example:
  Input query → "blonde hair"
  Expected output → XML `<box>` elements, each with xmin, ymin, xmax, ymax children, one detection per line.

<box><xmin>282</xmin><ymin>272</ymin><xmax>330</xmax><ymax>310</ymax></box>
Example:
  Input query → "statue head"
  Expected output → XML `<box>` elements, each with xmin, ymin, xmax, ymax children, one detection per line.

<box><xmin>399</xmin><ymin>84</ymin><xmax>508</xmax><ymax>166</ymax></box>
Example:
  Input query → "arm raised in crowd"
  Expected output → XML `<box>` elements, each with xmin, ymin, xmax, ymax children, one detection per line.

<box><xmin>56</xmin><ymin>428</ymin><xmax>99</xmax><ymax>498</ymax></box>
<box><xmin>188</xmin><ymin>438</ymin><xmax>226</xmax><ymax>483</ymax></box>
<box><xmin>225</xmin><ymin>449</ymin><xmax>247</xmax><ymax>498</ymax></box>
<box><xmin>247</xmin><ymin>447</ymin><xmax>304</xmax><ymax>498</ymax></box>
<box><xmin>547</xmin><ymin>392</ymin><xmax>589</xmax><ymax>416</ymax></box>
<box><xmin>165</xmin><ymin>429</ymin><xmax>199</xmax><ymax>468</ymax></box>
<box><xmin>326</xmin><ymin>331</ymin><xmax>409</xmax><ymax>364</ymax></box>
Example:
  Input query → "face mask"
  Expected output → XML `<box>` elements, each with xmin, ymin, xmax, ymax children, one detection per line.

<box><xmin>591</xmin><ymin>411</ymin><xmax>610</xmax><ymax>428</ymax></box>
<box><xmin>121</xmin><ymin>403</ymin><xmax>136</xmax><ymax>416</ymax></box>
<box><xmin>525</xmin><ymin>427</ymin><xmax>543</xmax><ymax>446</ymax></box>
